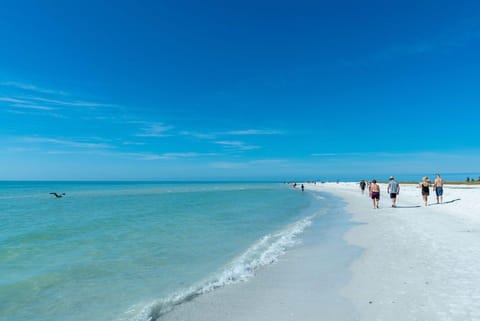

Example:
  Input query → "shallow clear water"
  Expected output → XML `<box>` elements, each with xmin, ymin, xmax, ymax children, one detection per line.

<box><xmin>0</xmin><ymin>182</ymin><xmax>319</xmax><ymax>321</ymax></box>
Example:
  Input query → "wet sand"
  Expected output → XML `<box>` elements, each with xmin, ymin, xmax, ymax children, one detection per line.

<box><xmin>159</xmin><ymin>182</ymin><xmax>480</xmax><ymax>320</ymax></box>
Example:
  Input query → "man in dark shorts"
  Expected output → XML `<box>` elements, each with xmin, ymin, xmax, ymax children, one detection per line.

<box><xmin>369</xmin><ymin>179</ymin><xmax>380</xmax><ymax>209</ymax></box>
<box><xmin>433</xmin><ymin>174</ymin><xmax>444</xmax><ymax>204</ymax></box>
<box><xmin>387</xmin><ymin>176</ymin><xmax>400</xmax><ymax>207</ymax></box>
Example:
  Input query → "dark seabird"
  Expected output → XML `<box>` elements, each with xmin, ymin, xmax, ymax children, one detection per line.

<box><xmin>50</xmin><ymin>192</ymin><xmax>66</xmax><ymax>198</ymax></box>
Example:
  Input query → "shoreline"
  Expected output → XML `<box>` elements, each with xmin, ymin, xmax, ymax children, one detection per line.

<box><xmin>159</xmin><ymin>190</ymin><xmax>361</xmax><ymax>321</ymax></box>
<box><xmin>157</xmin><ymin>182</ymin><xmax>480</xmax><ymax>321</ymax></box>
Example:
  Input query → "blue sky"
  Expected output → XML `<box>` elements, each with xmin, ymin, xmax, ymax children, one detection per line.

<box><xmin>1</xmin><ymin>0</ymin><xmax>479</xmax><ymax>180</ymax></box>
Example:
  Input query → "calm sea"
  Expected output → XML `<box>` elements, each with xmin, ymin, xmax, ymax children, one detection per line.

<box><xmin>0</xmin><ymin>181</ymin><xmax>327</xmax><ymax>321</ymax></box>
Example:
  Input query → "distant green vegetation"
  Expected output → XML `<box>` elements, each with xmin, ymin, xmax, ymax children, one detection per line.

<box><xmin>400</xmin><ymin>181</ymin><xmax>480</xmax><ymax>185</ymax></box>
<box><xmin>398</xmin><ymin>175</ymin><xmax>480</xmax><ymax>185</ymax></box>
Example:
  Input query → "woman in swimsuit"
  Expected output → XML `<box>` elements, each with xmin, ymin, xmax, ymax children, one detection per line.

<box><xmin>419</xmin><ymin>176</ymin><xmax>430</xmax><ymax>206</ymax></box>
<box><xmin>369</xmin><ymin>179</ymin><xmax>380</xmax><ymax>209</ymax></box>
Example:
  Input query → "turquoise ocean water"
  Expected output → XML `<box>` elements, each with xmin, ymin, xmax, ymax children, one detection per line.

<box><xmin>0</xmin><ymin>181</ymin><xmax>330</xmax><ymax>321</ymax></box>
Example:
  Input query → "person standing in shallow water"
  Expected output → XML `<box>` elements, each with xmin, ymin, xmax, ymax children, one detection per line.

<box><xmin>387</xmin><ymin>176</ymin><xmax>400</xmax><ymax>208</ymax></box>
<box><xmin>433</xmin><ymin>174</ymin><xmax>444</xmax><ymax>204</ymax></box>
<box><xmin>369</xmin><ymin>179</ymin><xmax>380</xmax><ymax>209</ymax></box>
<box><xmin>301</xmin><ymin>184</ymin><xmax>304</xmax><ymax>192</ymax></box>
<box><xmin>420</xmin><ymin>176</ymin><xmax>430</xmax><ymax>206</ymax></box>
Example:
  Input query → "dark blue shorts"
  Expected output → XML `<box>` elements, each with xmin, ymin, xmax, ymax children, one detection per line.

<box><xmin>436</xmin><ymin>187</ymin><xmax>443</xmax><ymax>196</ymax></box>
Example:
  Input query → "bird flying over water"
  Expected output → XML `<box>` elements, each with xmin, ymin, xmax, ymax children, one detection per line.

<box><xmin>50</xmin><ymin>192</ymin><xmax>66</xmax><ymax>198</ymax></box>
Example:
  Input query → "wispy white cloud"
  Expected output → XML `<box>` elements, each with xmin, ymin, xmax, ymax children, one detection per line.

<box><xmin>250</xmin><ymin>159</ymin><xmax>286</xmax><ymax>165</ymax></box>
<box><xmin>122</xmin><ymin>141</ymin><xmax>146</xmax><ymax>146</ymax></box>
<box><xmin>215</xmin><ymin>140</ymin><xmax>260</xmax><ymax>151</ymax></box>
<box><xmin>224</xmin><ymin>129</ymin><xmax>283</xmax><ymax>135</ymax></box>
<box><xmin>180</xmin><ymin>131</ymin><xmax>217</xmax><ymax>140</ymax></box>
<box><xmin>311</xmin><ymin>151</ymin><xmax>447</xmax><ymax>158</ymax></box>
<box><xmin>1</xmin><ymin>80</ymin><xmax>119</xmax><ymax>114</ymax></box>
<box><xmin>0</xmin><ymin>81</ymin><xmax>68</xmax><ymax>95</ymax></box>
<box><xmin>134</xmin><ymin>122</ymin><xmax>173</xmax><ymax>137</ymax></box>
<box><xmin>0</xmin><ymin>97</ymin><xmax>59</xmax><ymax>113</ymax></box>
<box><xmin>10</xmin><ymin>103</ymin><xmax>57</xmax><ymax>111</ymax></box>
<box><xmin>312</xmin><ymin>152</ymin><xmax>363</xmax><ymax>157</ymax></box>
<box><xmin>135</xmin><ymin>152</ymin><xmax>217</xmax><ymax>160</ymax></box>
<box><xmin>0</xmin><ymin>97</ymin><xmax>30</xmax><ymax>104</ymax></box>
<box><xmin>21</xmin><ymin>137</ymin><xmax>112</xmax><ymax>149</ymax></box>
<box><xmin>1</xmin><ymin>89</ymin><xmax>118</xmax><ymax>118</ymax></box>
<box><xmin>180</xmin><ymin>129</ymin><xmax>283</xmax><ymax>140</ymax></box>
<box><xmin>15</xmin><ymin>140</ymin><xmax>219</xmax><ymax>159</ymax></box>
<box><xmin>163</xmin><ymin>152</ymin><xmax>212</xmax><ymax>158</ymax></box>
<box><xmin>23</xmin><ymin>96</ymin><xmax>118</xmax><ymax>108</ymax></box>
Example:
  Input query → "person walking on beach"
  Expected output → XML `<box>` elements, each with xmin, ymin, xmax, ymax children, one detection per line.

<box><xmin>419</xmin><ymin>176</ymin><xmax>430</xmax><ymax>206</ymax></box>
<box><xmin>433</xmin><ymin>174</ymin><xmax>444</xmax><ymax>204</ymax></box>
<box><xmin>369</xmin><ymin>179</ymin><xmax>380</xmax><ymax>209</ymax></box>
<box><xmin>359</xmin><ymin>180</ymin><xmax>366</xmax><ymax>194</ymax></box>
<box><xmin>387</xmin><ymin>176</ymin><xmax>400</xmax><ymax>207</ymax></box>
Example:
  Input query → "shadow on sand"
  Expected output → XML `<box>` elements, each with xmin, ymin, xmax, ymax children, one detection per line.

<box><xmin>429</xmin><ymin>198</ymin><xmax>461</xmax><ymax>206</ymax></box>
<box><xmin>393</xmin><ymin>199</ymin><xmax>460</xmax><ymax>209</ymax></box>
<box><xmin>395</xmin><ymin>205</ymin><xmax>422</xmax><ymax>209</ymax></box>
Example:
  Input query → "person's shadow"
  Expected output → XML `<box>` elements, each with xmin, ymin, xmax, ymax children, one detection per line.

<box><xmin>429</xmin><ymin>198</ymin><xmax>461</xmax><ymax>206</ymax></box>
<box><xmin>395</xmin><ymin>205</ymin><xmax>422</xmax><ymax>208</ymax></box>
<box><xmin>395</xmin><ymin>199</ymin><xmax>461</xmax><ymax>208</ymax></box>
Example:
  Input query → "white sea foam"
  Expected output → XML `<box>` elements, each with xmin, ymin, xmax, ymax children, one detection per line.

<box><xmin>2</xmin><ymin>181</ymin><xmax>313</xmax><ymax>321</ymax></box>
<box><xmin>129</xmin><ymin>213</ymin><xmax>318</xmax><ymax>321</ymax></box>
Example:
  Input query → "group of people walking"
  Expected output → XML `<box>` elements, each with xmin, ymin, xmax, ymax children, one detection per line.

<box><xmin>359</xmin><ymin>174</ymin><xmax>444</xmax><ymax>209</ymax></box>
<box><xmin>420</xmin><ymin>175</ymin><xmax>444</xmax><ymax>206</ymax></box>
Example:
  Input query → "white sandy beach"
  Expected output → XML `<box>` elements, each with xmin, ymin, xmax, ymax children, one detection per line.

<box><xmin>160</xmin><ymin>182</ymin><xmax>480</xmax><ymax>321</ymax></box>
<box><xmin>317</xmin><ymin>182</ymin><xmax>480</xmax><ymax>321</ymax></box>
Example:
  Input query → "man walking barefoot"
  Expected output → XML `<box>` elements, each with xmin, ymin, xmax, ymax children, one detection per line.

<box><xmin>434</xmin><ymin>174</ymin><xmax>444</xmax><ymax>204</ymax></box>
<box><xmin>387</xmin><ymin>176</ymin><xmax>400</xmax><ymax>207</ymax></box>
<box><xmin>369</xmin><ymin>179</ymin><xmax>380</xmax><ymax>209</ymax></box>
